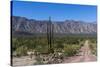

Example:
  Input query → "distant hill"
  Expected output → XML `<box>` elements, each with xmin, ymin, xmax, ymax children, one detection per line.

<box><xmin>11</xmin><ymin>16</ymin><xmax>97</xmax><ymax>35</ymax></box>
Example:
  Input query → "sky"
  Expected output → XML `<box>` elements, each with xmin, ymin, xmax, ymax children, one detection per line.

<box><xmin>11</xmin><ymin>1</ymin><xmax>97</xmax><ymax>22</ymax></box>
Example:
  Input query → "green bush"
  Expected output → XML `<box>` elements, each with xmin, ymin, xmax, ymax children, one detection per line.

<box><xmin>63</xmin><ymin>44</ymin><xmax>80</xmax><ymax>56</ymax></box>
<box><xmin>15</xmin><ymin>46</ymin><xmax>28</xmax><ymax>57</ymax></box>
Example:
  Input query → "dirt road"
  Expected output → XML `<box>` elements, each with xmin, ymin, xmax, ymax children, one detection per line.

<box><xmin>63</xmin><ymin>40</ymin><xmax>97</xmax><ymax>63</ymax></box>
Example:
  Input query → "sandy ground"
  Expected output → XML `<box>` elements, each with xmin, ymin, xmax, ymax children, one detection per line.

<box><xmin>12</xmin><ymin>56</ymin><xmax>36</xmax><ymax>66</ymax></box>
<box><xmin>63</xmin><ymin>40</ymin><xmax>97</xmax><ymax>63</ymax></box>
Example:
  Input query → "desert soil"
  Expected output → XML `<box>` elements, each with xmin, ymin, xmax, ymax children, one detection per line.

<box><xmin>12</xmin><ymin>56</ymin><xmax>36</xmax><ymax>66</ymax></box>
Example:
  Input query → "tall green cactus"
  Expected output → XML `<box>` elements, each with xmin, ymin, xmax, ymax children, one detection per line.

<box><xmin>47</xmin><ymin>17</ymin><xmax>54</xmax><ymax>53</ymax></box>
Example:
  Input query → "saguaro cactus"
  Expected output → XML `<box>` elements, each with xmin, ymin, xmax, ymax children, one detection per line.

<box><xmin>47</xmin><ymin>17</ymin><xmax>54</xmax><ymax>53</ymax></box>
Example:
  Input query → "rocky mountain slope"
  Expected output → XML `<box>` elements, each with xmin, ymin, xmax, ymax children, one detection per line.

<box><xmin>12</xmin><ymin>16</ymin><xmax>97</xmax><ymax>34</ymax></box>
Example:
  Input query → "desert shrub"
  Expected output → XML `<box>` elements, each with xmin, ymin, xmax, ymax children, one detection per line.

<box><xmin>15</xmin><ymin>46</ymin><xmax>28</xmax><ymax>57</ymax></box>
<box><xmin>54</xmin><ymin>43</ymin><xmax>64</xmax><ymax>49</ymax></box>
<box><xmin>63</xmin><ymin>44</ymin><xmax>80</xmax><ymax>56</ymax></box>
<box><xmin>89</xmin><ymin>43</ymin><xmax>97</xmax><ymax>56</ymax></box>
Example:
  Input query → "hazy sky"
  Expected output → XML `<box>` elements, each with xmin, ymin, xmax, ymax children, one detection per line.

<box><xmin>11</xmin><ymin>1</ymin><xmax>97</xmax><ymax>22</ymax></box>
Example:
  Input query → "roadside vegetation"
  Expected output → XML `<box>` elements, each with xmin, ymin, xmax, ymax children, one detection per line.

<box><xmin>89</xmin><ymin>38</ymin><xmax>97</xmax><ymax>56</ymax></box>
<box><xmin>12</xmin><ymin>35</ymin><xmax>97</xmax><ymax>65</ymax></box>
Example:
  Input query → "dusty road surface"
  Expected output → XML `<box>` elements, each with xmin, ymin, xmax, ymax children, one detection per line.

<box><xmin>12</xmin><ymin>56</ymin><xmax>36</xmax><ymax>66</ymax></box>
<box><xmin>63</xmin><ymin>40</ymin><xmax>97</xmax><ymax>63</ymax></box>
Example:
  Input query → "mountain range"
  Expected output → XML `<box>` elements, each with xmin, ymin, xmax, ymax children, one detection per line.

<box><xmin>11</xmin><ymin>16</ymin><xmax>97</xmax><ymax>35</ymax></box>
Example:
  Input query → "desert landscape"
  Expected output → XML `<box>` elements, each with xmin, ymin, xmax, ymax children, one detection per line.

<box><xmin>11</xmin><ymin>1</ymin><xmax>97</xmax><ymax>66</ymax></box>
